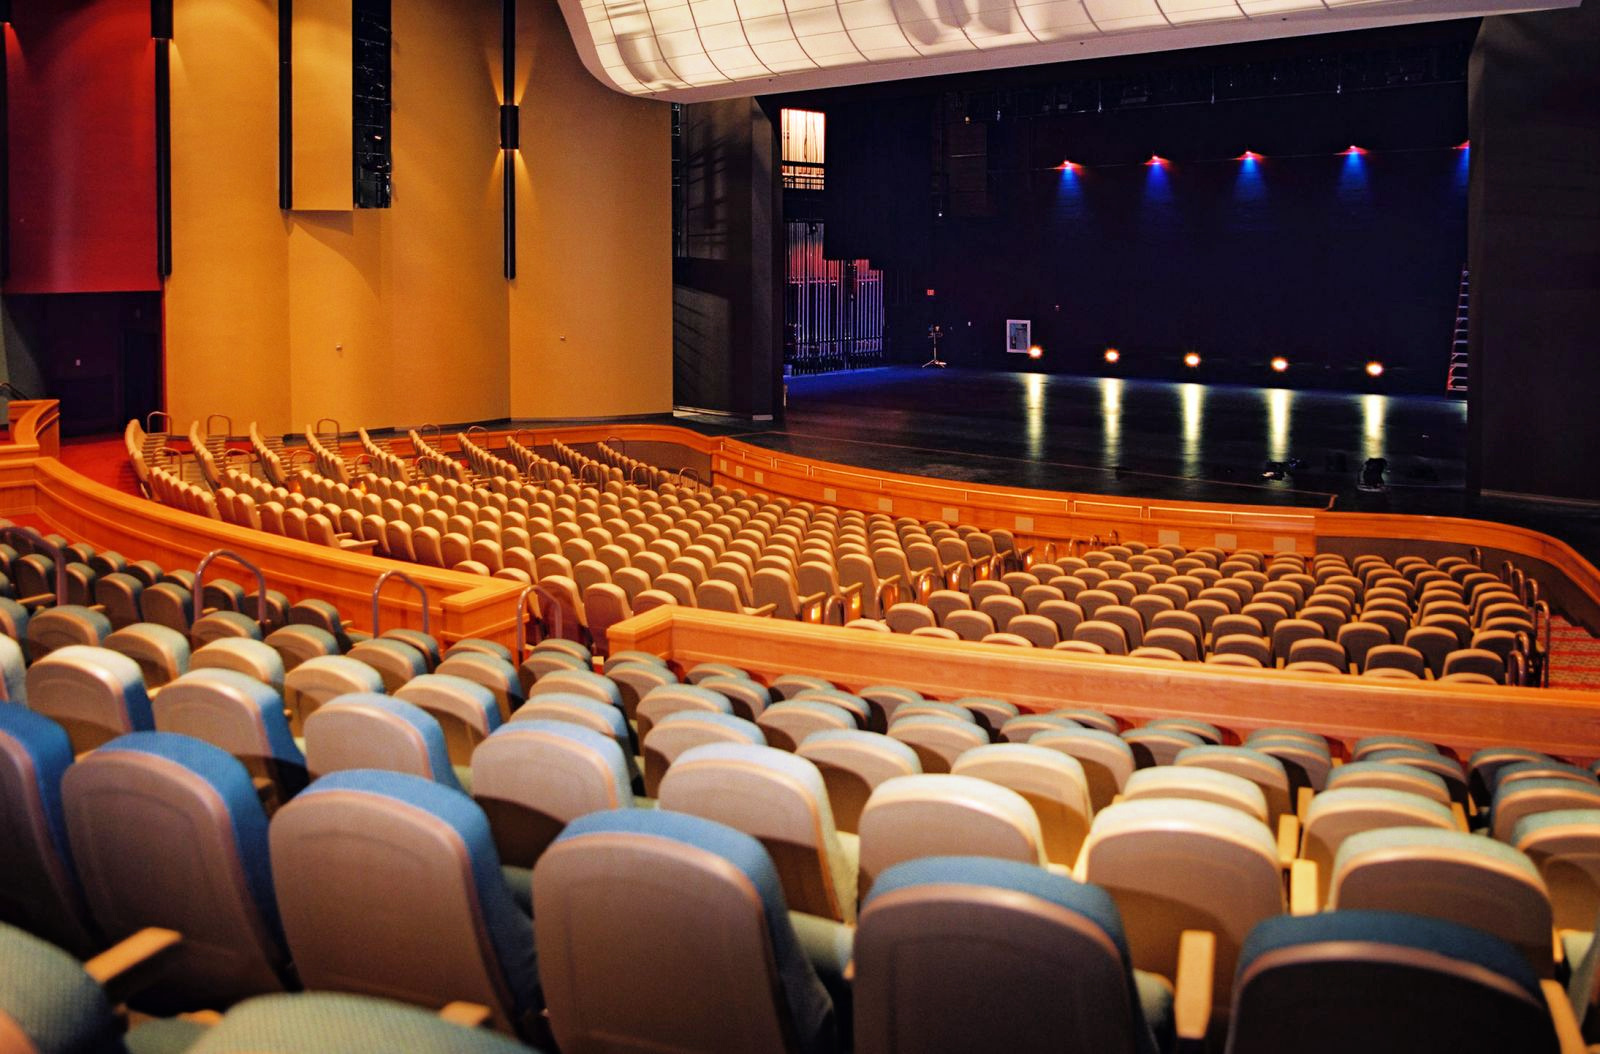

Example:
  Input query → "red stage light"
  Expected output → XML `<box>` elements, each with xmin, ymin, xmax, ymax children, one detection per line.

<box><xmin>1027</xmin><ymin>345</ymin><xmax>1043</xmax><ymax>360</ymax></box>
<box><xmin>1366</xmin><ymin>360</ymin><xmax>1385</xmax><ymax>378</ymax></box>
<box><xmin>1104</xmin><ymin>348</ymin><xmax>1120</xmax><ymax>364</ymax></box>
<box><xmin>1237</xmin><ymin>150</ymin><xmax>1263</xmax><ymax>162</ymax></box>
<box><xmin>1146</xmin><ymin>154</ymin><xmax>1169</xmax><ymax>166</ymax></box>
<box><xmin>1343</xmin><ymin>145</ymin><xmax>1368</xmax><ymax>156</ymax></box>
<box><xmin>1270</xmin><ymin>356</ymin><xmax>1289</xmax><ymax>373</ymax></box>
<box><xmin>1184</xmin><ymin>351</ymin><xmax>1202</xmax><ymax>368</ymax></box>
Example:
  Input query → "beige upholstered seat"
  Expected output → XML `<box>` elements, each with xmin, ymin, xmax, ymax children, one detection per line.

<box><xmin>858</xmin><ymin>774</ymin><xmax>1047</xmax><ymax>897</ymax></box>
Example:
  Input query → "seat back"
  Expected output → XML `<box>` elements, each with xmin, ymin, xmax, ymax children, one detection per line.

<box><xmin>0</xmin><ymin>921</ymin><xmax>125</xmax><ymax>1054</ymax></box>
<box><xmin>886</xmin><ymin>715</ymin><xmax>987</xmax><ymax>773</ymax></box>
<box><xmin>757</xmin><ymin>700</ymin><xmax>856</xmax><ymax>752</ymax></box>
<box><xmin>1491</xmin><ymin>779</ymin><xmax>1600</xmax><ymax>842</ymax></box>
<box><xmin>796</xmin><ymin>730</ymin><xmax>922</xmax><ymax>834</ymax></box>
<box><xmin>858</xmin><ymin>774</ymin><xmax>1045</xmax><ymax>897</ymax></box>
<box><xmin>62</xmin><ymin>732</ymin><xmax>289</xmax><ymax>1010</ymax></box>
<box><xmin>951</xmin><ymin>743</ymin><xmax>1092</xmax><ymax>867</ymax></box>
<box><xmin>1122</xmin><ymin>766</ymin><xmax>1268</xmax><ymax>823</ymax></box>
<box><xmin>436</xmin><ymin>652</ymin><xmax>524</xmax><ymax>723</ymax></box>
<box><xmin>1080</xmin><ymin>798</ymin><xmax>1282</xmax><ymax>1005</ymax></box>
<box><xmin>1512</xmin><ymin>809</ymin><xmax>1600</xmax><ymax>933</ymax></box>
<box><xmin>25</xmin><ymin>645</ymin><xmax>154</xmax><ymax>754</ymax></box>
<box><xmin>533</xmin><ymin>809</ymin><xmax>837</xmax><ymax>1054</ymax></box>
<box><xmin>660</xmin><ymin>742</ymin><xmax>857</xmax><ymax>923</ymax></box>
<box><xmin>302</xmin><ymin>694</ymin><xmax>461</xmax><ymax>790</ymax></box>
<box><xmin>0</xmin><ymin>706</ymin><xmax>98</xmax><ymax>956</ymax></box>
<box><xmin>1029</xmin><ymin>728</ymin><xmax>1136</xmax><ymax>812</ymax></box>
<box><xmin>153</xmin><ymin>669</ymin><xmax>307</xmax><ymax>806</ymax></box>
<box><xmin>281</xmin><ymin>655</ymin><xmax>384</xmax><ymax>735</ymax></box>
<box><xmin>101</xmin><ymin>623</ymin><xmax>190</xmax><ymax>690</ymax></box>
<box><xmin>270</xmin><ymin>770</ymin><xmax>538</xmax><ymax>1037</ymax></box>
<box><xmin>1228</xmin><ymin>911</ymin><xmax>1560</xmax><ymax>1054</ymax></box>
<box><xmin>394</xmin><ymin>674</ymin><xmax>502</xmax><ymax>766</ymax></box>
<box><xmin>471</xmin><ymin>720</ymin><xmax>633</xmax><ymax>868</ymax></box>
<box><xmin>190</xmin><ymin>637</ymin><xmax>287</xmax><ymax>694</ymax></box>
<box><xmin>640</xmin><ymin>710</ymin><xmax>764</xmax><ymax>796</ymax></box>
<box><xmin>855</xmin><ymin>857</ymin><xmax>1158</xmax><ymax>1054</ymax></box>
<box><xmin>1300</xmin><ymin>787</ymin><xmax>1458</xmax><ymax>902</ymax></box>
<box><xmin>1330</xmin><ymin>826</ymin><xmax>1554</xmax><ymax>977</ymax></box>
<box><xmin>1175</xmin><ymin>745</ymin><xmax>1293</xmax><ymax>826</ymax></box>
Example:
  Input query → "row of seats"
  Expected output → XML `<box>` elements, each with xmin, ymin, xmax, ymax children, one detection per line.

<box><xmin>5</xmin><ymin>691</ymin><xmax>1592</xmax><ymax>1053</ymax></box>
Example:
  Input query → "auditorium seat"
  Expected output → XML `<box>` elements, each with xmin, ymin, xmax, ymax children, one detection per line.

<box><xmin>0</xmin><ymin>921</ymin><xmax>207</xmax><ymax>1054</ymax></box>
<box><xmin>394</xmin><ymin>674</ymin><xmax>503</xmax><ymax>766</ymax></box>
<box><xmin>61</xmin><ymin>732</ymin><xmax>292</xmax><ymax>1010</ymax></box>
<box><xmin>1175</xmin><ymin>745</ymin><xmax>1294</xmax><ymax>828</ymax></box>
<box><xmin>640</xmin><ymin>710</ymin><xmax>764</xmax><ymax>796</ymax></box>
<box><xmin>1226</xmin><ymin>911</ymin><xmax>1570</xmax><ymax>1053</ymax></box>
<box><xmin>1327</xmin><ymin>827</ymin><xmax>1554</xmax><ymax>977</ymax></box>
<box><xmin>858</xmin><ymin>774</ymin><xmax>1047</xmax><ymax>897</ymax></box>
<box><xmin>1491</xmin><ymin>779</ymin><xmax>1600</xmax><ymax>843</ymax></box>
<box><xmin>101</xmin><ymin>623</ymin><xmax>191</xmax><ymax>690</ymax></box>
<box><xmin>0</xmin><ymin>705</ymin><xmax>100</xmax><ymax>957</ymax></box>
<box><xmin>185</xmin><ymin>992</ymin><xmax>538</xmax><ymax>1053</ymax></box>
<box><xmin>303</xmin><ymin>695</ymin><xmax>463</xmax><ymax>790</ymax></box>
<box><xmin>951</xmin><ymin>743</ymin><xmax>1093</xmax><ymax>868</ymax></box>
<box><xmin>796</xmin><ymin>730</ymin><xmax>922</xmax><ymax>834</ymax></box>
<box><xmin>1298</xmin><ymin>788</ymin><xmax>1458</xmax><ymax>904</ymax></box>
<box><xmin>281</xmin><ymin>655</ymin><xmax>384</xmax><ymax>735</ymax></box>
<box><xmin>853</xmin><ymin>857</ymin><xmax>1181</xmax><ymax>1054</ymax></box>
<box><xmin>152</xmin><ymin>668</ymin><xmax>308</xmax><ymax>808</ymax></box>
<box><xmin>471</xmin><ymin>720</ymin><xmax>638</xmax><ymax>869</ymax></box>
<box><xmin>1080</xmin><ymin>797</ymin><xmax>1282</xmax><ymax>1011</ymax></box>
<box><xmin>435</xmin><ymin>651</ymin><xmax>524</xmax><ymax>723</ymax></box>
<box><xmin>659</xmin><ymin>742</ymin><xmax>860</xmax><ymax>923</ymax></box>
<box><xmin>25</xmin><ymin>646</ymin><xmax>155</xmax><ymax>755</ymax></box>
<box><xmin>534</xmin><ymin>809</ymin><xmax>844</xmax><ymax>1052</ymax></box>
<box><xmin>1324</xmin><ymin>760</ymin><xmax>1452</xmax><ymax>807</ymax></box>
<box><xmin>886</xmin><ymin>714</ymin><xmax>987</xmax><ymax>773</ymax></box>
<box><xmin>270</xmin><ymin>770</ymin><xmax>542</xmax><ymax>1039</ymax></box>
<box><xmin>758</xmin><ymin>700</ymin><xmax>857</xmax><ymax>751</ymax></box>
<box><xmin>189</xmin><ymin>637</ymin><xmax>287</xmax><ymax>694</ymax></box>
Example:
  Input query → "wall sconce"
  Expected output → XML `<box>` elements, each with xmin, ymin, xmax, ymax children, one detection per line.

<box><xmin>151</xmin><ymin>0</ymin><xmax>173</xmax><ymax>39</ymax></box>
<box><xmin>500</xmin><ymin>104</ymin><xmax>520</xmax><ymax>152</ymax></box>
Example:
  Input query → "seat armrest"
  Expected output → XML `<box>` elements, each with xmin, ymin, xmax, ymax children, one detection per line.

<box><xmin>85</xmin><ymin>927</ymin><xmax>182</xmax><ymax>1005</ymax></box>
<box><xmin>1296</xmin><ymin>785</ymin><xmax>1314</xmax><ymax>821</ymax></box>
<box><xmin>1542</xmin><ymin>979</ymin><xmax>1587</xmax><ymax>1053</ymax></box>
<box><xmin>1289</xmin><ymin>859</ymin><xmax>1319</xmax><ymax>916</ymax></box>
<box><xmin>1174</xmin><ymin>929</ymin><xmax>1215</xmax><ymax>1049</ymax></box>
<box><xmin>1276</xmin><ymin>814</ymin><xmax>1300</xmax><ymax>870</ymax></box>
<box><xmin>439</xmin><ymin>1003</ymin><xmax>493</xmax><ymax>1029</ymax></box>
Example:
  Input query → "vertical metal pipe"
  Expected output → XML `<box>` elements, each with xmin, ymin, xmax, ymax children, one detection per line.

<box><xmin>155</xmin><ymin>38</ymin><xmax>172</xmax><ymax>276</ymax></box>
<box><xmin>502</xmin><ymin>0</ymin><xmax>516</xmax><ymax>280</ymax></box>
<box><xmin>279</xmin><ymin>0</ymin><xmax>293</xmax><ymax>210</ymax></box>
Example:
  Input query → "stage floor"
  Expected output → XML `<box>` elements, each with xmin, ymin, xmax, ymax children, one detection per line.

<box><xmin>682</xmin><ymin>367</ymin><xmax>1600</xmax><ymax>562</ymax></box>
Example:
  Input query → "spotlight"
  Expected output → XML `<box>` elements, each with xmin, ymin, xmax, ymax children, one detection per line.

<box><xmin>1237</xmin><ymin>150</ymin><xmax>1264</xmax><ymax>162</ymax></box>
<box><xmin>1146</xmin><ymin>154</ymin><xmax>1169</xmax><ymax>167</ymax></box>
<box><xmin>1104</xmin><ymin>348</ymin><xmax>1120</xmax><ymax>364</ymax></box>
<box><xmin>1184</xmin><ymin>351</ymin><xmax>1202</xmax><ymax>368</ymax></box>
<box><xmin>1455</xmin><ymin>140</ymin><xmax>1471</xmax><ymax>150</ymax></box>
<box><xmin>1027</xmin><ymin>345</ymin><xmax>1043</xmax><ymax>360</ymax></box>
<box><xmin>1343</xmin><ymin>145</ymin><xmax>1368</xmax><ymax>156</ymax></box>
<box><xmin>1365</xmin><ymin>360</ymin><xmax>1384</xmax><ymax>378</ymax></box>
<box><xmin>1270</xmin><ymin>356</ymin><xmax>1289</xmax><ymax>373</ymax></box>
<box><xmin>1059</xmin><ymin>160</ymin><xmax>1079</xmax><ymax>172</ymax></box>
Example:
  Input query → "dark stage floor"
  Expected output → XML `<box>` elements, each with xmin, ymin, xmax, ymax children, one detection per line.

<box><xmin>677</xmin><ymin>367</ymin><xmax>1600</xmax><ymax>564</ymax></box>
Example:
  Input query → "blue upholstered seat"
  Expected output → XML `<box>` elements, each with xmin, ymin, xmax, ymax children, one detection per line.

<box><xmin>1229</xmin><ymin>911</ymin><xmax>1561</xmax><ymax>1053</ymax></box>
<box><xmin>535</xmin><ymin>808</ymin><xmax>838</xmax><ymax>1053</ymax></box>
<box><xmin>857</xmin><ymin>856</ymin><xmax>1163</xmax><ymax>1054</ymax></box>
<box><xmin>0</xmin><ymin>704</ymin><xmax>99</xmax><ymax>957</ymax></box>
<box><xmin>302</xmin><ymin>694</ymin><xmax>461</xmax><ymax>790</ymax></box>
<box><xmin>61</xmin><ymin>732</ymin><xmax>291</xmax><ymax>1011</ymax></box>
<box><xmin>269</xmin><ymin>769</ymin><xmax>541</xmax><ymax>1039</ymax></box>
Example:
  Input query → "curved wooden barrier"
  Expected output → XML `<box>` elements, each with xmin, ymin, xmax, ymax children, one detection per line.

<box><xmin>609</xmin><ymin>606</ymin><xmax>1600</xmax><ymax>764</ymax></box>
<box><xmin>0</xmin><ymin>407</ymin><xmax>1593</xmax><ymax>767</ymax></box>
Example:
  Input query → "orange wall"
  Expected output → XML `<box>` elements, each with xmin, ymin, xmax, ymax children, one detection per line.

<box><xmin>165</xmin><ymin>0</ymin><xmax>659</xmax><ymax>435</ymax></box>
<box><xmin>165</xmin><ymin>0</ymin><xmax>292</xmax><ymax>434</ymax></box>
<box><xmin>508</xmin><ymin>0</ymin><xmax>673</xmax><ymax>420</ymax></box>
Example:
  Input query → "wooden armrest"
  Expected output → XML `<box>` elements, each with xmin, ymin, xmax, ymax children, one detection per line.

<box><xmin>1276</xmin><ymin>814</ymin><xmax>1300</xmax><ymax>870</ymax></box>
<box><xmin>339</xmin><ymin>539</ymin><xmax>381</xmax><ymax>551</ymax></box>
<box><xmin>1554</xmin><ymin>928</ymin><xmax>1566</xmax><ymax>967</ymax></box>
<box><xmin>1451</xmin><ymin>801</ymin><xmax>1470</xmax><ymax>832</ymax></box>
<box><xmin>84</xmin><ymin>927</ymin><xmax>182</xmax><ymax>1004</ymax></box>
<box><xmin>748</xmin><ymin>603</ymin><xmax>779</xmax><ymax>618</ymax></box>
<box><xmin>1542</xmin><ymin>979</ymin><xmax>1587</xmax><ymax>1054</ymax></box>
<box><xmin>17</xmin><ymin>593</ymin><xmax>55</xmax><ymax>607</ymax></box>
<box><xmin>438</xmin><ymin>1002</ymin><xmax>493</xmax><ymax>1029</ymax></box>
<box><xmin>798</xmin><ymin>590</ymin><xmax>828</xmax><ymax>607</ymax></box>
<box><xmin>1296</xmin><ymin>785</ymin><xmax>1314</xmax><ymax>822</ymax></box>
<box><xmin>1174</xmin><ymin>929</ymin><xmax>1215</xmax><ymax>1047</ymax></box>
<box><xmin>838</xmin><ymin>581</ymin><xmax>864</xmax><ymax>596</ymax></box>
<box><xmin>1290</xmin><ymin>859</ymin><xmax>1319</xmax><ymax>916</ymax></box>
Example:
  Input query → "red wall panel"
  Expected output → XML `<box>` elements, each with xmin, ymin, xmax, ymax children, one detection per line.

<box><xmin>5</xmin><ymin>0</ymin><xmax>158</xmax><ymax>293</ymax></box>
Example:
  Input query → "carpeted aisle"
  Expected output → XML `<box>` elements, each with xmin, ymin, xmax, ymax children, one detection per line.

<box><xmin>60</xmin><ymin>436</ymin><xmax>145</xmax><ymax>497</ymax></box>
<box><xmin>1547</xmin><ymin>616</ymin><xmax>1600</xmax><ymax>692</ymax></box>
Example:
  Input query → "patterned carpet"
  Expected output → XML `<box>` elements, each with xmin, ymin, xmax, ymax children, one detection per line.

<box><xmin>1548</xmin><ymin>616</ymin><xmax>1600</xmax><ymax>691</ymax></box>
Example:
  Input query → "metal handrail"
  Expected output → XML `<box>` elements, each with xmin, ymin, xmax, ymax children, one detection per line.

<box><xmin>195</xmin><ymin>549</ymin><xmax>270</xmax><ymax>629</ymax></box>
<box><xmin>514</xmin><ymin>584</ymin><xmax>565</xmax><ymax>658</ymax></box>
<box><xmin>206</xmin><ymin>413</ymin><xmax>234</xmax><ymax>438</ymax></box>
<box><xmin>372</xmin><ymin>569</ymin><xmax>431</xmax><ymax>637</ymax></box>
<box><xmin>145</xmin><ymin>410</ymin><xmax>173</xmax><ymax>434</ymax></box>
<box><xmin>314</xmin><ymin>417</ymin><xmax>341</xmax><ymax>444</ymax></box>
